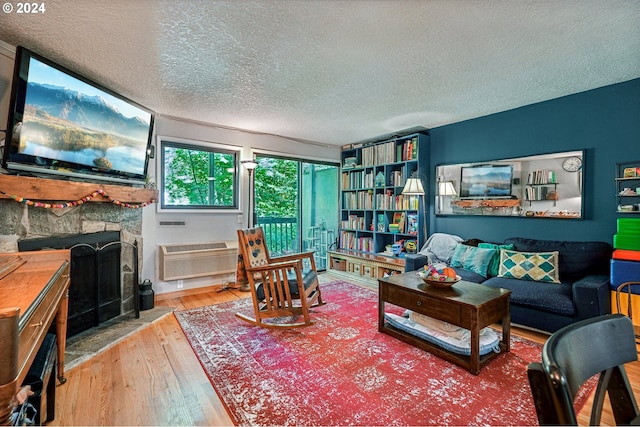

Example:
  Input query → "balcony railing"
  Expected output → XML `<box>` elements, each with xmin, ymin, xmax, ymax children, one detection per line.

<box><xmin>256</xmin><ymin>217</ymin><xmax>297</xmax><ymax>256</ymax></box>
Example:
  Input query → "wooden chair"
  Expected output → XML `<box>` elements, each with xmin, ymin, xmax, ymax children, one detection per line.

<box><xmin>615</xmin><ymin>281</ymin><xmax>640</xmax><ymax>348</ymax></box>
<box><xmin>527</xmin><ymin>314</ymin><xmax>640</xmax><ymax>425</ymax></box>
<box><xmin>235</xmin><ymin>227</ymin><xmax>325</xmax><ymax>328</ymax></box>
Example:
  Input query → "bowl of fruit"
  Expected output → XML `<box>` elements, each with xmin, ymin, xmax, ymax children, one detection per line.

<box><xmin>416</xmin><ymin>265</ymin><xmax>461</xmax><ymax>288</ymax></box>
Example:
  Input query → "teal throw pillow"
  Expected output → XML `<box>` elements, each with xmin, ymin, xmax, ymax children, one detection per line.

<box><xmin>449</xmin><ymin>244</ymin><xmax>496</xmax><ymax>278</ymax></box>
<box><xmin>478</xmin><ymin>243</ymin><xmax>515</xmax><ymax>277</ymax></box>
<box><xmin>497</xmin><ymin>249</ymin><xmax>560</xmax><ymax>283</ymax></box>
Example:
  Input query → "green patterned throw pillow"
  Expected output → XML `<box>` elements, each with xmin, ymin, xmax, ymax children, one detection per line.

<box><xmin>478</xmin><ymin>243</ymin><xmax>515</xmax><ymax>277</ymax></box>
<box><xmin>497</xmin><ymin>249</ymin><xmax>560</xmax><ymax>283</ymax></box>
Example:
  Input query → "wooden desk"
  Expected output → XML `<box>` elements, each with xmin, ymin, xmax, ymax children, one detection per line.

<box><xmin>0</xmin><ymin>250</ymin><xmax>70</xmax><ymax>425</ymax></box>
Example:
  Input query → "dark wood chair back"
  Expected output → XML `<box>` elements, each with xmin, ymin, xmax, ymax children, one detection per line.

<box><xmin>528</xmin><ymin>314</ymin><xmax>639</xmax><ymax>425</ymax></box>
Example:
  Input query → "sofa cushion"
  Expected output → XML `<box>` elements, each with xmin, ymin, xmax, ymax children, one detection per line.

<box><xmin>449</xmin><ymin>244</ymin><xmax>496</xmax><ymax>278</ymax></box>
<box><xmin>483</xmin><ymin>276</ymin><xmax>575</xmax><ymax>316</ymax></box>
<box><xmin>504</xmin><ymin>237</ymin><xmax>612</xmax><ymax>283</ymax></box>
<box><xmin>478</xmin><ymin>242</ymin><xmax>514</xmax><ymax>277</ymax></box>
<box><xmin>498</xmin><ymin>249</ymin><xmax>560</xmax><ymax>283</ymax></box>
<box><xmin>256</xmin><ymin>269</ymin><xmax>317</xmax><ymax>301</ymax></box>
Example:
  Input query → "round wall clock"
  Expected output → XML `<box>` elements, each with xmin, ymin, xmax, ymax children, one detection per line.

<box><xmin>562</xmin><ymin>156</ymin><xmax>582</xmax><ymax>172</ymax></box>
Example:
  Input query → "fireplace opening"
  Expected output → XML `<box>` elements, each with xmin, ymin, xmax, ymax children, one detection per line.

<box><xmin>18</xmin><ymin>231</ymin><xmax>129</xmax><ymax>338</ymax></box>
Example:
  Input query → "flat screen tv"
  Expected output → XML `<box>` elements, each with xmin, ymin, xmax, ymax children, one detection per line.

<box><xmin>459</xmin><ymin>164</ymin><xmax>513</xmax><ymax>198</ymax></box>
<box><xmin>3</xmin><ymin>46</ymin><xmax>155</xmax><ymax>186</ymax></box>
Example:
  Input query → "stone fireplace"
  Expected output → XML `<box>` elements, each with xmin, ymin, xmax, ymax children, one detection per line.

<box><xmin>0</xmin><ymin>174</ymin><xmax>157</xmax><ymax>337</ymax></box>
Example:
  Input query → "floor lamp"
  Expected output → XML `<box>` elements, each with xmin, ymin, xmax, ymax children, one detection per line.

<box><xmin>401</xmin><ymin>176</ymin><xmax>427</xmax><ymax>249</ymax></box>
<box><xmin>226</xmin><ymin>159</ymin><xmax>258</xmax><ymax>293</ymax></box>
<box><xmin>241</xmin><ymin>159</ymin><xmax>258</xmax><ymax>228</ymax></box>
<box><xmin>437</xmin><ymin>178</ymin><xmax>457</xmax><ymax>214</ymax></box>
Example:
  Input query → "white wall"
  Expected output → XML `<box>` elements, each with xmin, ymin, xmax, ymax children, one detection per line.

<box><xmin>145</xmin><ymin>116</ymin><xmax>340</xmax><ymax>294</ymax></box>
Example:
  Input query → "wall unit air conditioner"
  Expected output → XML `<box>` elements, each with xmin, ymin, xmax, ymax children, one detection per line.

<box><xmin>158</xmin><ymin>241</ymin><xmax>238</xmax><ymax>281</ymax></box>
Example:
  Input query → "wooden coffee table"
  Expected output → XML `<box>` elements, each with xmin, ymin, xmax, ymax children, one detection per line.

<box><xmin>378</xmin><ymin>272</ymin><xmax>511</xmax><ymax>374</ymax></box>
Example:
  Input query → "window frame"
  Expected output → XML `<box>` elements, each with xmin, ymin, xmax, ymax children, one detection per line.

<box><xmin>156</xmin><ymin>136</ymin><xmax>242</xmax><ymax>213</ymax></box>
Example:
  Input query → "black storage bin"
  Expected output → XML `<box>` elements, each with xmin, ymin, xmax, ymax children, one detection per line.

<box><xmin>23</xmin><ymin>333</ymin><xmax>57</xmax><ymax>425</ymax></box>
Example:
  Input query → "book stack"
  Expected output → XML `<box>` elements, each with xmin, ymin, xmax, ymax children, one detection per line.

<box><xmin>396</xmin><ymin>137</ymin><xmax>418</xmax><ymax>162</ymax></box>
<box><xmin>525</xmin><ymin>186</ymin><xmax>551</xmax><ymax>201</ymax></box>
<box><xmin>527</xmin><ymin>169</ymin><xmax>556</xmax><ymax>184</ymax></box>
<box><xmin>339</xmin><ymin>231</ymin><xmax>356</xmax><ymax>249</ymax></box>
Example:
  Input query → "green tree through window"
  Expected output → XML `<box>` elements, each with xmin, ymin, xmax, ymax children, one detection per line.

<box><xmin>161</xmin><ymin>139</ymin><xmax>238</xmax><ymax>209</ymax></box>
<box><xmin>254</xmin><ymin>157</ymin><xmax>298</xmax><ymax>218</ymax></box>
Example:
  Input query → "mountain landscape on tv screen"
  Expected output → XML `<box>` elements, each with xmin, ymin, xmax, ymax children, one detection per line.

<box><xmin>461</xmin><ymin>168</ymin><xmax>512</xmax><ymax>197</ymax></box>
<box><xmin>25</xmin><ymin>82</ymin><xmax>150</xmax><ymax>140</ymax></box>
<box><xmin>474</xmin><ymin>170</ymin><xmax>511</xmax><ymax>183</ymax></box>
<box><xmin>16</xmin><ymin>82</ymin><xmax>150</xmax><ymax>174</ymax></box>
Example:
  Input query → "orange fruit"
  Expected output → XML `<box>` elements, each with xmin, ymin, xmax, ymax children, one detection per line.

<box><xmin>442</xmin><ymin>267</ymin><xmax>457</xmax><ymax>278</ymax></box>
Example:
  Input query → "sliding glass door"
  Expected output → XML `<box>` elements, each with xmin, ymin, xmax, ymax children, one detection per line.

<box><xmin>254</xmin><ymin>155</ymin><xmax>339</xmax><ymax>270</ymax></box>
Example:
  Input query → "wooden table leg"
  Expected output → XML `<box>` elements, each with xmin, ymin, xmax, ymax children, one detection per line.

<box><xmin>470</xmin><ymin>314</ymin><xmax>480</xmax><ymax>375</ymax></box>
<box><xmin>502</xmin><ymin>299</ymin><xmax>511</xmax><ymax>353</ymax></box>
<box><xmin>378</xmin><ymin>296</ymin><xmax>385</xmax><ymax>332</ymax></box>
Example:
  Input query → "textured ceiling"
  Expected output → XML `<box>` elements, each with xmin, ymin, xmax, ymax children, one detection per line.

<box><xmin>0</xmin><ymin>0</ymin><xmax>639</xmax><ymax>146</ymax></box>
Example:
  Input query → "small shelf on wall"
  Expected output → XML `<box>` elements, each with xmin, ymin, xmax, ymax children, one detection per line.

<box><xmin>525</xmin><ymin>182</ymin><xmax>558</xmax><ymax>206</ymax></box>
<box><xmin>615</xmin><ymin>161</ymin><xmax>640</xmax><ymax>214</ymax></box>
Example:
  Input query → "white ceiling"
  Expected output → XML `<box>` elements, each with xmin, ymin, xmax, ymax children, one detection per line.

<box><xmin>1</xmin><ymin>0</ymin><xmax>639</xmax><ymax>146</ymax></box>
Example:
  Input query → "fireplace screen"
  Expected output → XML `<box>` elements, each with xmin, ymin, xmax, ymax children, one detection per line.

<box><xmin>18</xmin><ymin>231</ymin><xmax>126</xmax><ymax>337</ymax></box>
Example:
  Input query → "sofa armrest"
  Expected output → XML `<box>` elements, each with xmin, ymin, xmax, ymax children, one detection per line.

<box><xmin>572</xmin><ymin>274</ymin><xmax>611</xmax><ymax>320</ymax></box>
<box><xmin>404</xmin><ymin>254</ymin><xmax>428</xmax><ymax>272</ymax></box>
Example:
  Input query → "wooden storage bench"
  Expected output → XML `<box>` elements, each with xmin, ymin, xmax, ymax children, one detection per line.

<box><xmin>327</xmin><ymin>249</ymin><xmax>407</xmax><ymax>285</ymax></box>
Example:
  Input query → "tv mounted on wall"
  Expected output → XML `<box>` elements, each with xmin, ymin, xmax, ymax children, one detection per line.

<box><xmin>459</xmin><ymin>164</ymin><xmax>513</xmax><ymax>198</ymax></box>
<box><xmin>3</xmin><ymin>46</ymin><xmax>155</xmax><ymax>186</ymax></box>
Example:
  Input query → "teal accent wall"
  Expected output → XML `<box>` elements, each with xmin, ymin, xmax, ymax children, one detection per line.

<box><xmin>428</xmin><ymin>78</ymin><xmax>640</xmax><ymax>243</ymax></box>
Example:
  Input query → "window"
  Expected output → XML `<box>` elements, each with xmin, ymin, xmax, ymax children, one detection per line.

<box><xmin>159</xmin><ymin>137</ymin><xmax>239</xmax><ymax>210</ymax></box>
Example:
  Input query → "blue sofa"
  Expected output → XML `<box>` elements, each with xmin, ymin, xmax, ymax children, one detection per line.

<box><xmin>405</xmin><ymin>237</ymin><xmax>613</xmax><ymax>333</ymax></box>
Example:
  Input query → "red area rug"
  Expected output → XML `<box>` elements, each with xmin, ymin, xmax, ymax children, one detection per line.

<box><xmin>175</xmin><ymin>281</ymin><xmax>592</xmax><ymax>426</ymax></box>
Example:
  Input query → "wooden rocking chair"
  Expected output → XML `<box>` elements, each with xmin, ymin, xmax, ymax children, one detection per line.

<box><xmin>234</xmin><ymin>227</ymin><xmax>325</xmax><ymax>328</ymax></box>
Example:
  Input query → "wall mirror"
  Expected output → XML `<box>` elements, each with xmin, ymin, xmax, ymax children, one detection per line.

<box><xmin>435</xmin><ymin>150</ymin><xmax>584</xmax><ymax>219</ymax></box>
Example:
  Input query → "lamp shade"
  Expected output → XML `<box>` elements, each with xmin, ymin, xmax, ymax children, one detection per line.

<box><xmin>402</xmin><ymin>177</ymin><xmax>425</xmax><ymax>195</ymax></box>
<box><xmin>241</xmin><ymin>159</ymin><xmax>258</xmax><ymax>170</ymax></box>
<box><xmin>438</xmin><ymin>181</ymin><xmax>457</xmax><ymax>196</ymax></box>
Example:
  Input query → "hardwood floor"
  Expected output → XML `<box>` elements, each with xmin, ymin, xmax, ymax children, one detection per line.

<box><xmin>49</xmin><ymin>275</ymin><xmax>637</xmax><ymax>426</ymax></box>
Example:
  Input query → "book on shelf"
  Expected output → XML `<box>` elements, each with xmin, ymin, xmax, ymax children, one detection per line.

<box><xmin>406</xmin><ymin>214</ymin><xmax>418</xmax><ymax>235</ymax></box>
<box><xmin>395</xmin><ymin>137</ymin><xmax>418</xmax><ymax>162</ymax></box>
<box><xmin>392</xmin><ymin>212</ymin><xmax>406</xmax><ymax>233</ymax></box>
<box><xmin>527</xmin><ymin>169</ymin><xmax>556</xmax><ymax>185</ymax></box>
<box><xmin>525</xmin><ymin>186</ymin><xmax>557</xmax><ymax>201</ymax></box>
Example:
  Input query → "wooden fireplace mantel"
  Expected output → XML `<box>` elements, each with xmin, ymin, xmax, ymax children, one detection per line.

<box><xmin>0</xmin><ymin>174</ymin><xmax>158</xmax><ymax>204</ymax></box>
